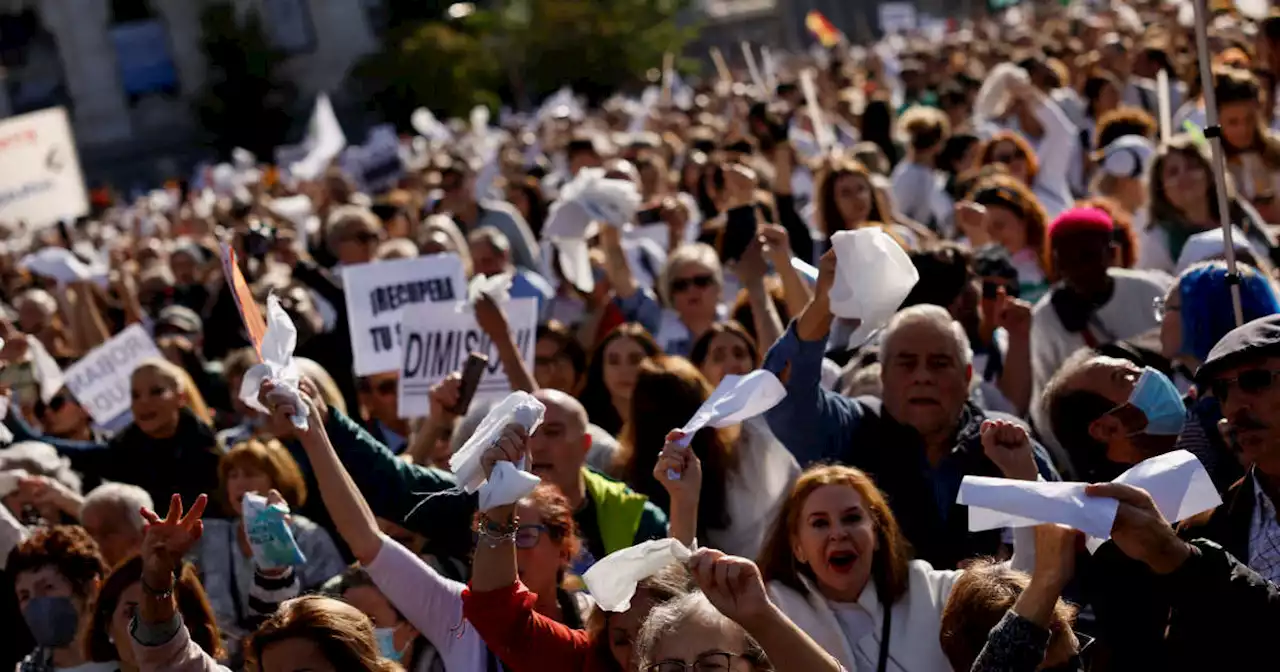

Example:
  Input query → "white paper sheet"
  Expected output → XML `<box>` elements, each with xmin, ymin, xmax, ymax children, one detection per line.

<box><xmin>667</xmin><ymin>370</ymin><xmax>786</xmax><ymax>479</ymax></box>
<box><xmin>240</xmin><ymin>295</ymin><xmax>308</xmax><ymax>431</ymax></box>
<box><xmin>583</xmin><ymin>538</ymin><xmax>692</xmax><ymax>612</ymax></box>
<box><xmin>958</xmin><ymin>450</ymin><xmax>1221</xmax><ymax>545</ymax></box>
<box><xmin>449</xmin><ymin>391</ymin><xmax>545</xmax><ymax>510</ymax></box>
<box><xmin>827</xmin><ymin>228</ymin><xmax>919</xmax><ymax>346</ymax></box>
<box><xmin>20</xmin><ymin>247</ymin><xmax>108</xmax><ymax>286</ymax></box>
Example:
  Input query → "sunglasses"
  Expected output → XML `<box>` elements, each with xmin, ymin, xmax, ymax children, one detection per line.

<box><xmin>1211</xmin><ymin>368</ymin><xmax>1280</xmax><ymax>403</ymax></box>
<box><xmin>35</xmin><ymin>394</ymin><xmax>70</xmax><ymax>417</ymax></box>
<box><xmin>671</xmin><ymin>274</ymin><xmax>715</xmax><ymax>294</ymax></box>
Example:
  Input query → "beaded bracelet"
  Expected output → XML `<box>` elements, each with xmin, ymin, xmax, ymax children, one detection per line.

<box><xmin>477</xmin><ymin>512</ymin><xmax>520</xmax><ymax>548</ymax></box>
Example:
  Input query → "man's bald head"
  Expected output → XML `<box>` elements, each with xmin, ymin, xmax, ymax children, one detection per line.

<box><xmin>534</xmin><ymin>388</ymin><xmax>588</xmax><ymax>431</ymax></box>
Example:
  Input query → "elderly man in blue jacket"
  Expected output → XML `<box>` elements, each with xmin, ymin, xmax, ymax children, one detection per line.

<box><xmin>763</xmin><ymin>251</ymin><xmax>1059</xmax><ymax>570</ymax></box>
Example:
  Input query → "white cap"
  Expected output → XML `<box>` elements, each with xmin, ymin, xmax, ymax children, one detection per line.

<box><xmin>1097</xmin><ymin>135</ymin><xmax>1156</xmax><ymax>179</ymax></box>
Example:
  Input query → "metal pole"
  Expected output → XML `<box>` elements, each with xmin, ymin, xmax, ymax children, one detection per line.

<box><xmin>1191</xmin><ymin>0</ymin><xmax>1245</xmax><ymax>326</ymax></box>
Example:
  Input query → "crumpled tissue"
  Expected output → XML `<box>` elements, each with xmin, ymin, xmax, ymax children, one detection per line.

<box><xmin>242</xmin><ymin>492</ymin><xmax>306</xmax><ymax>568</ymax></box>
<box><xmin>583</xmin><ymin>538</ymin><xmax>692</xmax><ymax>612</ymax></box>
<box><xmin>239</xmin><ymin>295</ymin><xmax>308</xmax><ymax>430</ymax></box>
<box><xmin>958</xmin><ymin>450</ymin><xmax>1221</xmax><ymax>549</ymax></box>
<box><xmin>450</xmin><ymin>391</ymin><xmax>546</xmax><ymax>510</ymax></box>
<box><xmin>827</xmin><ymin>228</ymin><xmax>919</xmax><ymax>346</ymax></box>
<box><xmin>20</xmin><ymin>248</ymin><xmax>109</xmax><ymax>286</ymax></box>
<box><xmin>468</xmin><ymin>273</ymin><xmax>513</xmax><ymax>306</ymax></box>
<box><xmin>667</xmin><ymin>370</ymin><xmax>786</xmax><ymax>479</ymax></box>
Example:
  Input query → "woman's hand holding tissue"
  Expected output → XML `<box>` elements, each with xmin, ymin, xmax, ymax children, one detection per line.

<box><xmin>260</xmin><ymin>379</ymin><xmax>323</xmax><ymax>444</ymax></box>
<box><xmin>980</xmin><ymin>420</ymin><xmax>1038</xmax><ymax>482</ymax></box>
<box><xmin>654</xmin><ymin>430</ymin><xmax>702</xmax><ymax>505</ymax></box>
<box><xmin>1084</xmin><ymin>482</ymin><xmax>1192</xmax><ymax>575</ymax></box>
<box><xmin>480</xmin><ymin>423</ymin><xmax>531</xmax><ymax>482</ymax></box>
<box><xmin>689</xmin><ymin>548</ymin><xmax>775</xmax><ymax>630</ymax></box>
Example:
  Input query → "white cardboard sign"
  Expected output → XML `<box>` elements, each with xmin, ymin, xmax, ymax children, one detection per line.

<box><xmin>0</xmin><ymin>107</ymin><xmax>89</xmax><ymax>227</ymax></box>
<box><xmin>342</xmin><ymin>253</ymin><xmax>468</xmax><ymax>376</ymax></box>
<box><xmin>397</xmin><ymin>297</ymin><xmax>538</xmax><ymax>418</ymax></box>
<box><xmin>63</xmin><ymin>324</ymin><xmax>162</xmax><ymax>424</ymax></box>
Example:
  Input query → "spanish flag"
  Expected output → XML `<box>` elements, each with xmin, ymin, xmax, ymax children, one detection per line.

<box><xmin>806</xmin><ymin>10</ymin><xmax>842</xmax><ymax>48</ymax></box>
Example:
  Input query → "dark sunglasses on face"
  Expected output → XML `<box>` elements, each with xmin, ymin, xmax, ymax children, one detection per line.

<box><xmin>1211</xmin><ymin>368</ymin><xmax>1280</xmax><ymax>403</ymax></box>
<box><xmin>671</xmin><ymin>274</ymin><xmax>715</xmax><ymax>294</ymax></box>
<box><xmin>35</xmin><ymin>394</ymin><xmax>69</xmax><ymax>417</ymax></box>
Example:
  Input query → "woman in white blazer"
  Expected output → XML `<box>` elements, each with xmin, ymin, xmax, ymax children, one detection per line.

<box><xmin>755</xmin><ymin>424</ymin><xmax>1036</xmax><ymax>672</ymax></box>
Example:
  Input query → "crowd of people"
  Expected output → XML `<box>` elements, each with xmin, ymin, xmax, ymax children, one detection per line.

<box><xmin>7</xmin><ymin>1</ymin><xmax>1280</xmax><ymax>670</ymax></box>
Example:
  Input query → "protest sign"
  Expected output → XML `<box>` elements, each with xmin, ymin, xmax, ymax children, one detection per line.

<box><xmin>343</xmin><ymin>253</ymin><xmax>468</xmax><ymax>376</ymax></box>
<box><xmin>0</xmin><ymin>107</ymin><xmax>89</xmax><ymax>227</ymax></box>
<box><xmin>397</xmin><ymin>297</ymin><xmax>538</xmax><ymax>418</ymax></box>
<box><xmin>878</xmin><ymin>2</ymin><xmax>918</xmax><ymax>33</ymax></box>
<box><xmin>64</xmin><ymin>325</ymin><xmax>162</xmax><ymax>425</ymax></box>
<box><xmin>340</xmin><ymin>124</ymin><xmax>405</xmax><ymax>194</ymax></box>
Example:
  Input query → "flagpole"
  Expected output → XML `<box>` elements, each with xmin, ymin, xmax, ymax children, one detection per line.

<box><xmin>1191</xmin><ymin>0</ymin><xmax>1245</xmax><ymax>326</ymax></box>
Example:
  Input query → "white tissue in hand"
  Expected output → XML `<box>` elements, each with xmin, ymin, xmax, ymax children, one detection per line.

<box><xmin>584</xmin><ymin>539</ymin><xmax>692</xmax><ymax>612</ymax></box>
<box><xmin>450</xmin><ymin>392</ymin><xmax>546</xmax><ymax>509</ymax></box>
<box><xmin>20</xmin><ymin>247</ymin><xmax>108</xmax><ymax>286</ymax></box>
<box><xmin>676</xmin><ymin>370</ymin><xmax>786</xmax><ymax>446</ymax></box>
<box><xmin>239</xmin><ymin>295</ymin><xmax>308</xmax><ymax>430</ymax></box>
<box><xmin>468</xmin><ymin>273</ymin><xmax>513</xmax><ymax>306</ymax></box>
<box><xmin>554</xmin><ymin>168</ymin><xmax>641</xmax><ymax>229</ymax></box>
<box><xmin>827</xmin><ymin>229</ymin><xmax>919</xmax><ymax>342</ymax></box>
<box><xmin>959</xmin><ymin>450</ymin><xmax>1221</xmax><ymax>545</ymax></box>
<box><xmin>553</xmin><ymin>237</ymin><xmax>594</xmax><ymax>294</ymax></box>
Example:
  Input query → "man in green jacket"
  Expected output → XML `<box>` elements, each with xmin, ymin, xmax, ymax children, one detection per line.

<box><xmin>299</xmin><ymin>386</ymin><xmax>667</xmax><ymax>568</ymax></box>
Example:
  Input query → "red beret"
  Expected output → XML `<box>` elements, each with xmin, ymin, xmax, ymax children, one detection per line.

<box><xmin>1049</xmin><ymin>207</ymin><xmax>1114</xmax><ymax>238</ymax></box>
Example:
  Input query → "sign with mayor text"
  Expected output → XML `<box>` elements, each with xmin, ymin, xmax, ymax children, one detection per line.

<box><xmin>0</xmin><ymin>107</ymin><xmax>89</xmax><ymax>227</ymax></box>
<box><xmin>397</xmin><ymin>297</ymin><xmax>538</xmax><ymax>418</ymax></box>
<box><xmin>63</xmin><ymin>324</ymin><xmax>162</xmax><ymax>424</ymax></box>
<box><xmin>342</xmin><ymin>253</ymin><xmax>467</xmax><ymax>376</ymax></box>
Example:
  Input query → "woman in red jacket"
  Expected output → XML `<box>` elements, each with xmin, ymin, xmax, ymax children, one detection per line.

<box><xmin>463</xmin><ymin>423</ymin><xmax>700</xmax><ymax>671</ymax></box>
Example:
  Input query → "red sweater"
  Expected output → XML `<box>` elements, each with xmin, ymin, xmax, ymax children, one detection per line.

<box><xmin>462</xmin><ymin>581</ymin><xmax>615</xmax><ymax>672</ymax></box>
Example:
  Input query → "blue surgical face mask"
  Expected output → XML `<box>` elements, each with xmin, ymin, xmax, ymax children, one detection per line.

<box><xmin>1127</xmin><ymin>367</ymin><xmax>1186</xmax><ymax>435</ymax></box>
<box><xmin>22</xmin><ymin>596</ymin><xmax>81</xmax><ymax>648</ymax></box>
<box><xmin>375</xmin><ymin>624</ymin><xmax>409</xmax><ymax>662</ymax></box>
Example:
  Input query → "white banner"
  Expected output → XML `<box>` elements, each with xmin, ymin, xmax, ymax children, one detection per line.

<box><xmin>878</xmin><ymin>2</ymin><xmax>918</xmax><ymax>33</ymax></box>
<box><xmin>398</xmin><ymin>297</ymin><xmax>538</xmax><ymax>418</ymax></box>
<box><xmin>63</xmin><ymin>324</ymin><xmax>162</xmax><ymax>424</ymax></box>
<box><xmin>0</xmin><ymin>107</ymin><xmax>89</xmax><ymax>227</ymax></box>
<box><xmin>342</xmin><ymin>253</ymin><xmax>468</xmax><ymax>376</ymax></box>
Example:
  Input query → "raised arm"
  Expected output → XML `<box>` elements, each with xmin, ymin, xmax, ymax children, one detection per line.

<box><xmin>735</xmin><ymin>237</ymin><xmax>784</xmax><ymax>356</ymax></box>
<box><xmin>653</xmin><ymin>430</ymin><xmax>701</xmax><ymax>547</ymax></box>
<box><xmin>690</xmin><ymin>549</ymin><xmax>842</xmax><ymax>672</ymax></box>
<box><xmin>475</xmin><ymin>294</ymin><xmax>538</xmax><ymax>394</ymax></box>
<box><xmin>761</xmin><ymin>250</ymin><xmax>862</xmax><ymax>466</ymax></box>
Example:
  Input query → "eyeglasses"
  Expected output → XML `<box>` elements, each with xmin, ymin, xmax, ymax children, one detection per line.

<box><xmin>1211</xmin><ymin>368</ymin><xmax>1280</xmax><ymax>403</ymax></box>
<box><xmin>647</xmin><ymin>652</ymin><xmax>741</xmax><ymax>672</ymax></box>
<box><xmin>671</xmin><ymin>274</ymin><xmax>715</xmax><ymax>294</ymax></box>
<box><xmin>473</xmin><ymin>523</ymin><xmax>558</xmax><ymax>549</ymax></box>
<box><xmin>35</xmin><ymin>394</ymin><xmax>69</xmax><ymax>417</ymax></box>
<box><xmin>1152</xmin><ymin>296</ymin><xmax>1179</xmax><ymax>322</ymax></box>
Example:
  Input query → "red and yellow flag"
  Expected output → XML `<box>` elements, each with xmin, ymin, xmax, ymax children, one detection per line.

<box><xmin>806</xmin><ymin>11</ymin><xmax>843</xmax><ymax>48</ymax></box>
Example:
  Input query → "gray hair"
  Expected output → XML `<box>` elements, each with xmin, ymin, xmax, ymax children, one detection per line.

<box><xmin>881</xmin><ymin>304</ymin><xmax>974</xmax><ymax>368</ymax></box>
<box><xmin>82</xmin><ymin>483</ymin><xmax>153</xmax><ymax>532</ymax></box>
<box><xmin>635</xmin><ymin>591</ymin><xmax>769</xmax><ymax>671</ymax></box>
<box><xmin>467</xmin><ymin>227</ymin><xmax>512</xmax><ymax>256</ymax></box>
<box><xmin>659</xmin><ymin>243</ymin><xmax>723</xmax><ymax>307</ymax></box>
<box><xmin>0</xmin><ymin>441</ymin><xmax>80</xmax><ymax>494</ymax></box>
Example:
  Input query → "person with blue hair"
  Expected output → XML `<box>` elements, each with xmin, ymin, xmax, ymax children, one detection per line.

<box><xmin>1159</xmin><ymin>260</ymin><xmax>1280</xmax><ymax>367</ymax></box>
<box><xmin>1158</xmin><ymin>260</ymin><xmax>1280</xmax><ymax>492</ymax></box>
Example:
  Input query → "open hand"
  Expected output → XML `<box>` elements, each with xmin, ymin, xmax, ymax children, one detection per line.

<box><xmin>654</xmin><ymin>430</ymin><xmax>702</xmax><ymax>506</ymax></box>
<box><xmin>140</xmin><ymin>494</ymin><xmax>207</xmax><ymax>592</ymax></box>
<box><xmin>981</xmin><ymin>419</ymin><xmax>1038</xmax><ymax>481</ymax></box>
<box><xmin>688</xmin><ymin>548</ymin><xmax>774</xmax><ymax>628</ymax></box>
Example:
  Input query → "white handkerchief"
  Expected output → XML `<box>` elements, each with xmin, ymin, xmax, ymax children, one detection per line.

<box><xmin>240</xmin><ymin>295</ymin><xmax>308</xmax><ymax>431</ymax></box>
<box><xmin>958</xmin><ymin>450</ymin><xmax>1221</xmax><ymax>545</ymax></box>
<box><xmin>675</xmin><ymin>370</ymin><xmax>787</xmax><ymax>447</ymax></box>
<box><xmin>553</xmin><ymin>237</ymin><xmax>594</xmax><ymax>294</ymax></box>
<box><xmin>450</xmin><ymin>392</ymin><xmax>546</xmax><ymax>509</ymax></box>
<box><xmin>827</xmin><ymin>229</ymin><xmax>919</xmax><ymax>344</ymax></box>
<box><xmin>583</xmin><ymin>539</ymin><xmax>693</xmax><ymax>612</ymax></box>
<box><xmin>555</xmin><ymin>168</ymin><xmax>641</xmax><ymax>229</ymax></box>
<box><xmin>468</xmin><ymin>273</ymin><xmax>513</xmax><ymax>306</ymax></box>
<box><xmin>20</xmin><ymin>248</ymin><xmax>108</xmax><ymax>286</ymax></box>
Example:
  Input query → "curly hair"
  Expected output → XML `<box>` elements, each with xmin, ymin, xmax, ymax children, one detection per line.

<box><xmin>9</xmin><ymin>525</ymin><xmax>108</xmax><ymax>598</ymax></box>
